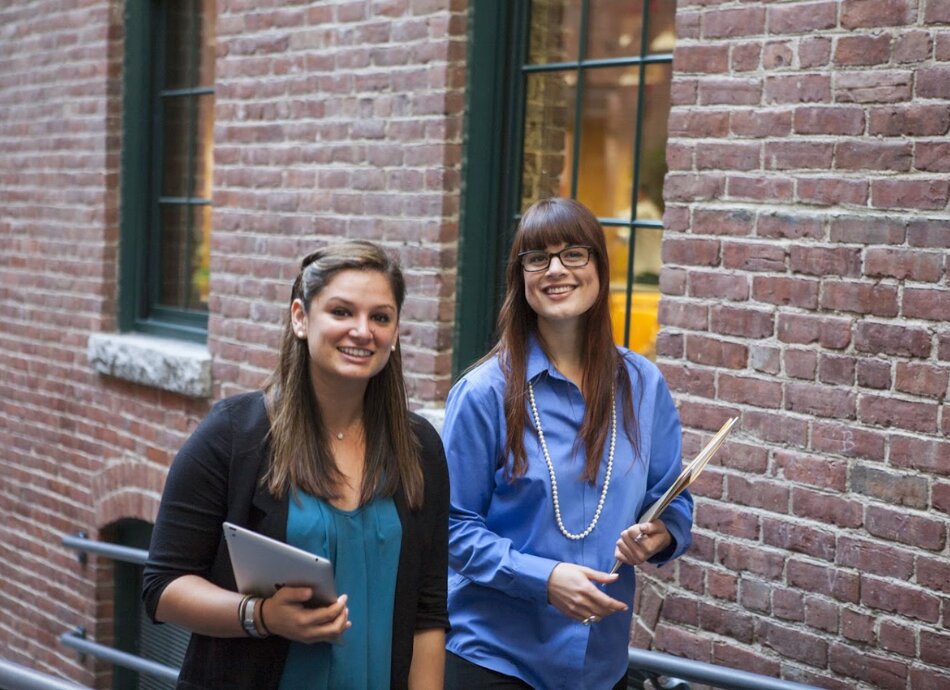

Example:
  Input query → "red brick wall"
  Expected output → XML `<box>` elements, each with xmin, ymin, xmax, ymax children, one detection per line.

<box><xmin>651</xmin><ymin>1</ymin><xmax>950</xmax><ymax>687</ymax></box>
<box><xmin>0</xmin><ymin>0</ymin><xmax>465</xmax><ymax>685</ymax></box>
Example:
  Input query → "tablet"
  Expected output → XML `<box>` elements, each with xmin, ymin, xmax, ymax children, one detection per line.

<box><xmin>223</xmin><ymin>522</ymin><xmax>337</xmax><ymax>607</ymax></box>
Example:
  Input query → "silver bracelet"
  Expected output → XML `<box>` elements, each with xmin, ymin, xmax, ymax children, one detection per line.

<box><xmin>241</xmin><ymin>596</ymin><xmax>267</xmax><ymax>638</ymax></box>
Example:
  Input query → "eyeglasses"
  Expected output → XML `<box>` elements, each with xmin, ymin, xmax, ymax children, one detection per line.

<box><xmin>518</xmin><ymin>245</ymin><xmax>592</xmax><ymax>272</ymax></box>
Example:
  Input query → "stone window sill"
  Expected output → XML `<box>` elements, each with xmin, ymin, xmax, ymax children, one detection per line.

<box><xmin>88</xmin><ymin>333</ymin><xmax>212</xmax><ymax>398</ymax></box>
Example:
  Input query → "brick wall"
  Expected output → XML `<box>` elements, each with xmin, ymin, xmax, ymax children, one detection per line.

<box><xmin>0</xmin><ymin>0</ymin><xmax>465</xmax><ymax>685</ymax></box>
<box><xmin>648</xmin><ymin>1</ymin><xmax>950</xmax><ymax>687</ymax></box>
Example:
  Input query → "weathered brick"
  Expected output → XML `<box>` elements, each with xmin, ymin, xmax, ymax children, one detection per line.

<box><xmin>818</xmin><ymin>354</ymin><xmax>855</xmax><ymax>385</ymax></box>
<box><xmin>830</xmin><ymin>215</ymin><xmax>905</xmax><ymax>244</ymax></box>
<box><xmin>763</xmin><ymin>517</ymin><xmax>836</xmax><ymax>561</ymax></box>
<box><xmin>707</xmin><ymin>570</ymin><xmax>738</xmax><ymax>601</ymax></box>
<box><xmin>856</xmin><ymin>358</ymin><xmax>892</xmax><ymax>389</ymax></box>
<box><xmin>841</xmin><ymin>608</ymin><xmax>877</xmax><ymax>642</ymax></box>
<box><xmin>729</xmin><ymin>474</ymin><xmax>790</xmax><ymax>510</ymax></box>
<box><xmin>871</xmin><ymin>178</ymin><xmax>950</xmax><ymax>210</ymax></box>
<box><xmin>721</xmin><ymin>241</ymin><xmax>786</xmax><ymax>272</ymax></box>
<box><xmin>769</xmin><ymin>2</ymin><xmax>838</xmax><ymax>34</ymax></box>
<box><xmin>835</xmin><ymin>70</ymin><xmax>913</xmax><ymax>103</ymax></box>
<box><xmin>918</xmin><ymin>66</ymin><xmax>950</xmax><ymax>99</ymax></box>
<box><xmin>764</xmin><ymin>74</ymin><xmax>832</xmax><ymax>103</ymax></box>
<box><xmin>787</xmin><ymin>557</ymin><xmax>861</xmax><ymax>600</ymax></box>
<box><xmin>842</xmin><ymin>0</ymin><xmax>914</xmax><ymax>28</ymax></box>
<box><xmin>869</xmin><ymin>104</ymin><xmax>950</xmax><ymax>136</ymax></box>
<box><xmin>915</xmin><ymin>141</ymin><xmax>950</xmax><ymax>172</ymax></box>
<box><xmin>799</xmin><ymin>36</ymin><xmax>832</xmax><ymax>67</ymax></box>
<box><xmin>820</xmin><ymin>281</ymin><xmax>899</xmax><ymax>318</ymax></box>
<box><xmin>893</xmin><ymin>30</ymin><xmax>933</xmax><ymax>62</ymax></box>
<box><xmin>775</xmin><ymin>450</ymin><xmax>847</xmax><ymax>491</ymax></box>
<box><xmin>903</xmin><ymin>287</ymin><xmax>950</xmax><ymax>321</ymax></box>
<box><xmin>861</xmin><ymin>574</ymin><xmax>942</xmax><ymax>623</ymax></box>
<box><xmin>730</xmin><ymin>109</ymin><xmax>792</xmax><ymax>138</ymax></box>
<box><xmin>865</xmin><ymin>504</ymin><xmax>947</xmax><ymax>551</ymax></box>
<box><xmin>890</xmin><ymin>435</ymin><xmax>950</xmax><ymax>476</ymax></box>
<box><xmin>772</xmin><ymin>587</ymin><xmax>804</xmax><ymax>621</ymax></box>
<box><xmin>709</xmin><ymin>304</ymin><xmax>776</xmax><ymax>341</ymax></box>
<box><xmin>777</xmin><ymin>313</ymin><xmax>852</xmax><ymax>349</ymax></box>
<box><xmin>693</xmin><ymin>208</ymin><xmax>756</xmax><ymax>236</ymax></box>
<box><xmin>764</xmin><ymin>140</ymin><xmax>833</xmax><ymax>169</ymax></box>
<box><xmin>866</xmin><ymin>247</ymin><xmax>944</xmax><ymax>282</ymax></box>
<box><xmin>732</xmin><ymin>42</ymin><xmax>763</xmax><ymax>72</ymax></box>
<box><xmin>792</xmin><ymin>487</ymin><xmax>863</xmax><ymax>528</ymax></box>
<box><xmin>719</xmin><ymin>541</ymin><xmax>785</xmax><ymax>580</ymax></box>
<box><xmin>784</xmin><ymin>348</ymin><xmax>818</xmax><ymax>380</ymax></box>
<box><xmin>662</xmin><ymin>237</ymin><xmax>720</xmax><ymax>266</ymax></box>
<box><xmin>703</xmin><ymin>6</ymin><xmax>767</xmax><ymax>39</ymax></box>
<box><xmin>878</xmin><ymin>619</ymin><xmax>917</xmax><ymax>657</ymax></box>
<box><xmin>895</xmin><ymin>362</ymin><xmax>949</xmax><ymax>399</ymax></box>
<box><xmin>787</xmin><ymin>381</ymin><xmax>856</xmax><ymax>418</ymax></box>
<box><xmin>835</xmin><ymin>139</ymin><xmax>912</xmax><ymax>171</ymax></box>
<box><xmin>790</xmin><ymin>245</ymin><xmax>862</xmax><ymax>277</ymax></box>
<box><xmin>854</xmin><ymin>321</ymin><xmax>931</xmax><ymax>358</ymax></box>
<box><xmin>828</xmin><ymin>640</ymin><xmax>909</xmax><ymax>689</ymax></box>
<box><xmin>698</xmin><ymin>78</ymin><xmax>762</xmax><ymax>105</ymax></box>
<box><xmin>668</xmin><ymin>109</ymin><xmax>730</xmax><ymax>137</ymax></box>
<box><xmin>696</xmin><ymin>142</ymin><xmax>761</xmax><ymax>171</ymax></box>
<box><xmin>835</xmin><ymin>33</ymin><xmax>893</xmax><ymax>66</ymax></box>
<box><xmin>743</xmin><ymin>409</ymin><xmax>809</xmax><ymax>446</ymax></box>
<box><xmin>685</xmin><ymin>335</ymin><xmax>749</xmax><ymax>369</ymax></box>
<box><xmin>658</xmin><ymin>300</ymin><xmax>709</xmax><ymax>330</ymax></box>
<box><xmin>796</xmin><ymin>106</ymin><xmax>865</xmax><ymax>135</ymax></box>
<box><xmin>753</xmin><ymin>276</ymin><xmax>819</xmax><ymax>309</ymax></box>
<box><xmin>799</xmin><ymin>176</ymin><xmax>870</xmax><ymax>206</ymax></box>
<box><xmin>757</xmin><ymin>212</ymin><xmax>824</xmax><ymax>240</ymax></box>
<box><xmin>852</xmin><ymin>464</ymin><xmax>929</xmax><ymax>509</ymax></box>
<box><xmin>674</xmin><ymin>45</ymin><xmax>730</xmax><ymax>74</ymax></box>
<box><xmin>859</xmin><ymin>394</ymin><xmax>939</xmax><ymax>433</ymax></box>
<box><xmin>758</xmin><ymin>620</ymin><xmax>829</xmax><ymax>666</ymax></box>
<box><xmin>812</xmin><ymin>420</ymin><xmax>887</xmax><ymax>460</ymax></box>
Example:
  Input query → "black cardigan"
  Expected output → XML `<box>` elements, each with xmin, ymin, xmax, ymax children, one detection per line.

<box><xmin>142</xmin><ymin>391</ymin><xmax>449</xmax><ymax>690</ymax></box>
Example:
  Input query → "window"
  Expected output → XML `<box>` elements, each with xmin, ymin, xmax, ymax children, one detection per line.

<box><xmin>456</xmin><ymin>0</ymin><xmax>676</xmax><ymax>370</ymax></box>
<box><xmin>120</xmin><ymin>0</ymin><xmax>215</xmax><ymax>342</ymax></box>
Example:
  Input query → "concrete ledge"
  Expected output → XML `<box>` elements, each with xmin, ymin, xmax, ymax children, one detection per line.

<box><xmin>88</xmin><ymin>333</ymin><xmax>212</xmax><ymax>398</ymax></box>
<box><xmin>415</xmin><ymin>405</ymin><xmax>445</xmax><ymax>435</ymax></box>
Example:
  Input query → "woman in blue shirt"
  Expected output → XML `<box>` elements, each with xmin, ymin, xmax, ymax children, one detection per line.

<box><xmin>144</xmin><ymin>241</ymin><xmax>448</xmax><ymax>689</ymax></box>
<box><xmin>443</xmin><ymin>198</ymin><xmax>694</xmax><ymax>689</ymax></box>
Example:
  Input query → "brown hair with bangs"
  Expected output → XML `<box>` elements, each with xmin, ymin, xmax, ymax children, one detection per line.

<box><xmin>486</xmin><ymin>197</ymin><xmax>641</xmax><ymax>481</ymax></box>
<box><xmin>262</xmin><ymin>241</ymin><xmax>423</xmax><ymax>510</ymax></box>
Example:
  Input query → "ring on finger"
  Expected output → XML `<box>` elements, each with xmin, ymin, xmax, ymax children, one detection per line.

<box><xmin>582</xmin><ymin>615</ymin><xmax>600</xmax><ymax>625</ymax></box>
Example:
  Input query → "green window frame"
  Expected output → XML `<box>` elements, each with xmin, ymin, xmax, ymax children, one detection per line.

<box><xmin>120</xmin><ymin>0</ymin><xmax>214</xmax><ymax>342</ymax></box>
<box><xmin>456</xmin><ymin>0</ymin><xmax>675</xmax><ymax>373</ymax></box>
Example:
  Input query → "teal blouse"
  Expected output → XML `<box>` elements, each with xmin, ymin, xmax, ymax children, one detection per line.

<box><xmin>278</xmin><ymin>491</ymin><xmax>402</xmax><ymax>690</ymax></box>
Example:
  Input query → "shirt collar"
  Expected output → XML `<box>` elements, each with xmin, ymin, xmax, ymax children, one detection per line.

<box><xmin>525</xmin><ymin>334</ymin><xmax>570</xmax><ymax>384</ymax></box>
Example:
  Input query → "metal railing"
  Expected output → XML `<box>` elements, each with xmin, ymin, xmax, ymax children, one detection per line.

<box><xmin>0</xmin><ymin>658</ymin><xmax>89</xmax><ymax>690</ymax></box>
<box><xmin>54</xmin><ymin>533</ymin><xmax>821</xmax><ymax>690</ymax></box>
<box><xmin>60</xmin><ymin>534</ymin><xmax>180</xmax><ymax>686</ymax></box>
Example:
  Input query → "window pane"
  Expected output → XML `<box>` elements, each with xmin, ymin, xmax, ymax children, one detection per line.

<box><xmin>161</xmin><ymin>94</ymin><xmax>214</xmax><ymax>199</ymax></box>
<box><xmin>163</xmin><ymin>0</ymin><xmax>216</xmax><ymax>90</ymax></box>
<box><xmin>637</xmin><ymin>63</ymin><xmax>673</xmax><ymax>219</ymax></box>
<box><xmin>574</xmin><ymin>65</ymin><xmax>638</xmax><ymax>219</ymax></box>
<box><xmin>647</xmin><ymin>0</ymin><xmax>677</xmax><ymax>55</ymax></box>
<box><xmin>587</xmin><ymin>0</ymin><xmax>645</xmax><ymax>60</ymax></box>
<box><xmin>521</xmin><ymin>70</ymin><xmax>575</xmax><ymax>210</ymax></box>
<box><xmin>528</xmin><ymin>0</ymin><xmax>581</xmax><ymax>65</ymax></box>
<box><xmin>159</xmin><ymin>203</ymin><xmax>211</xmax><ymax>311</ymax></box>
<box><xmin>607</xmin><ymin>226</ymin><xmax>662</xmax><ymax>357</ymax></box>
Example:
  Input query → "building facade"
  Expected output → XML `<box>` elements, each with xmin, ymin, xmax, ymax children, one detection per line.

<box><xmin>1</xmin><ymin>1</ymin><xmax>948</xmax><ymax>688</ymax></box>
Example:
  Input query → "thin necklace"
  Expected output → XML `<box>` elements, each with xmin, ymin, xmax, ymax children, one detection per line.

<box><xmin>527</xmin><ymin>382</ymin><xmax>616</xmax><ymax>541</ymax></box>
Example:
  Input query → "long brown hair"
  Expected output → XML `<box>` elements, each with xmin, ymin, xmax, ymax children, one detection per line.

<box><xmin>487</xmin><ymin>197</ymin><xmax>641</xmax><ymax>482</ymax></box>
<box><xmin>263</xmin><ymin>241</ymin><xmax>423</xmax><ymax>509</ymax></box>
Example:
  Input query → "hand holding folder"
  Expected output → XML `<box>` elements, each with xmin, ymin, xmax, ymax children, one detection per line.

<box><xmin>609</xmin><ymin>417</ymin><xmax>737</xmax><ymax>574</ymax></box>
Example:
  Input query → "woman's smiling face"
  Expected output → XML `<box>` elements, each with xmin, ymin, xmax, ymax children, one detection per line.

<box><xmin>523</xmin><ymin>242</ymin><xmax>600</xmax><ymax>329</ymax></box>
<box><xmin>291</xmin><ymin>269</ymin><xmax>399</xmax><ymax>387</ymax></box>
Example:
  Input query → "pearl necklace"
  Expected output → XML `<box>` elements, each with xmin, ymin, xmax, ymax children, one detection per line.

<box><xmin>527</xmin><ymin>382</ymin><xmax>616</xmax><ymax>541</ymax></box>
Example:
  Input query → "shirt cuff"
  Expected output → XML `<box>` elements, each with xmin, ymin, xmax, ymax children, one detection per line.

<box><xmin>508</xmin><ymin>551</ymin><xmax>561</xmax><ymax>604</ymax></box>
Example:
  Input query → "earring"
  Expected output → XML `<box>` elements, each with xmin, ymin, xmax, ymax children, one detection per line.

<box><xmin>391</xmin><ymin>344</ymin><xmax>396</xmax><ymax>352</ymax></box>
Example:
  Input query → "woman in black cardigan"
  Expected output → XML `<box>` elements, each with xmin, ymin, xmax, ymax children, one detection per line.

<box><xmin>143</xmin><ymin>241</ymin><xmax>449</xmax><ymax>690</ymax></box>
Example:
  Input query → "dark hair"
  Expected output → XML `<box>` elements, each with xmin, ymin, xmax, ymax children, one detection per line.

<box><xmin>487</xmin><ymin>198</ymin><xmax>640</xmax><ymax>481</ymax></box>
<box><xmin>263</xmin><ymin>240</ymin><xmax>423</xmax><ymax>509</ymax></box>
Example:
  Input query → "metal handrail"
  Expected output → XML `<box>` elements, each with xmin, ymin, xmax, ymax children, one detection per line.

<box><xmin>61</xmin><ymin>533</ymin><xmax>148</xmax><ymax>566</ymax></box>
<box><xmin>0</xmin><ymin>658</ymin><xmax>89</xmax><ymax>690</ymax></box>
<box><xmin>628</xmin><ymin>647</ymin><xmax>821</xmax><ymax>690</ymax></box>
<box><xmin>59</xmin><ymin>630</ymin><xmax>178</xmax><ymax>685</ymax></box>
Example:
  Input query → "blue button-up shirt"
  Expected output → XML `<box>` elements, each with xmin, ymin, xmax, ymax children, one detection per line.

<box><xmin>444</xmin><ymin>338</ymin><xmax>693</xmax><ymax>690</ymax></box>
